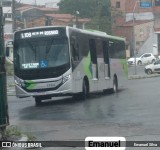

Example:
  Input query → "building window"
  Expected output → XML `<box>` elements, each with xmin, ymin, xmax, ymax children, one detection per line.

<box><xmin>4</xmin><ymin>14</ymin><xmax>7</xmax><ymax>18</ymax></box>
<box><xmin>8</xmin><ymin>14</ymin><xmax>12</xmax><ymax>18</ymax></box>
<box><xmin>4</xmin><ymin>13</ymin><xmax>12</xmax><ymax>18</ymax></box>
<box><xmin>155</xmin><ymin>0</ymin><xmax>160</xmax><ymax>6</ymax></box>
<box><xmin>116</xmin><ymin>1</ymin><xmax>120</xmax><ymax>8</ymax></box>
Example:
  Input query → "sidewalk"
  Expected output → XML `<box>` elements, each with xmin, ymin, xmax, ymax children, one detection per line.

<box><xmin>7</xmin><ymin>75</ymin><xmax>15</xmax><ymax>96</ymax></box>
<box><xmin>128</xmin><ymin>65</ymin><xmax>160</xmax><ymax>80</ymax></box>
<box><xmin>128</xmin><ymin>74</ymin><xmax>160</xmax><ymax>80</ymax></box>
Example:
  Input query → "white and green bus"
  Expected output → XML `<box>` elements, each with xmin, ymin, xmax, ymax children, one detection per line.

<box><xmin>13</xmin><ymin>26</ymin><xmax>127</xmax><ymax>105</ymax></box>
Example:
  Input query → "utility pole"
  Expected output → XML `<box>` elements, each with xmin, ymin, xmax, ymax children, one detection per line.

<box><xmin>0</xmin><ymin>6</ymin><xmax>9</xmax><ymax>135</ymax></box>
<box><xmin>12</xmin><ymin>0</ymin><xmax>16</xmax><ymax>32</ymax></box>
<box><xmin>0</xmin><ymin>0</ymin><xmax>3</xmax><ymax>6</ymax></box>
<box><xmin>35</xmin><ymin>0</ymin><xmax>37</xmax><ymax>6</ymax></box>
<box><xmin>132</xmin><ymin>0</ymin><xmax>139</xmax><ymax>75</ymax></box>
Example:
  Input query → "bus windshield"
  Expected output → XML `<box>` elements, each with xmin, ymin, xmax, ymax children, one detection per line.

<box><xmin>15</xmin><ymin>38</ymin><xmax>69</xmax><ymax>69</ymax></box>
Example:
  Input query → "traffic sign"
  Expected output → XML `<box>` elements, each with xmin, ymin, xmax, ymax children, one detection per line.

<box><xmin>140</xmin><ymin>2</ymin><xmax>152</xmax><ymax>8</ymax></box>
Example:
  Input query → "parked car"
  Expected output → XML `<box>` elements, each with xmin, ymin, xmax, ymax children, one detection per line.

<box><xmin>145</xmin><ymin>59</ymin><xmax>160</xmax><ymax>74</ymax></box>
<box><xmin>128</xmin><ymin>53</ymin><xmax>156</xmax><ymax>66</ymax></box>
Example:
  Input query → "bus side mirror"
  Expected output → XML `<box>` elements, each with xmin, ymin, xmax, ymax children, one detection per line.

<box><xmin>6</xmin><ymin>47</ymin><xmax>9</xmax><ymax>57</ymax></box>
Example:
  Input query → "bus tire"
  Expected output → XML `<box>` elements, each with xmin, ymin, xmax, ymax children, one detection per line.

<box><xmin>72</xmin><ymin>94</ymin><xmax>79</xmax><ymax>100</ymax></box>
<box><xmin>35</xmin><ymin>97</ymin><xmax>42</xmax><ymax>106</ymax></box>
<box><xmin>81</xmin><ymin>79</ymin><xmax>89</xmax><ymax>100</ymax></box>
<box><xmin>112</xmin><ymin>76</ymin><xmax>118</xmax><ymax>93</ymax></box>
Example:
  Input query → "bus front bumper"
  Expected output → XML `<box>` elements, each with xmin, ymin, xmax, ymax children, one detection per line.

<box><xmin>15</xmin><ymin>80</ymin><xmax>73</xmax><ymax>98</ymax></box>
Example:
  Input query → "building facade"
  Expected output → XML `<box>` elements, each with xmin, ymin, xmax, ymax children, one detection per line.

<box><xmin>111</xmin><ymin>0</ymin><xmax>160</xmax><ymax>56</ymax></box>
<box><xmin>0</xmin><ymin>0</ymin><xmax>13</xmax><ymax>44</ymax></box>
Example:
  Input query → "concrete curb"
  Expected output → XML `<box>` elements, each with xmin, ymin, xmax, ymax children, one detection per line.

<box><xmin>128</xmin><ymin>74</ymin><xmax>160</xmax><ymax>80</ymax></box>
<box><xmin>7</xmin><ymin>84</ymin><xmax>15</xmax><ymax>87</ymax></box>
<box><xmin>7</xmin><ymin>94</ymin><xmax>16</xmax><ymax>96</ymax></box>
<box><xmin>0</xmin><ymin>133</ymin><xmax>29</xmax><ymax>142</ymax></box>
<box><xmin>19</xmin><ymin>134</ymin><xmax>29</xmax><ymax>141</ymax></box>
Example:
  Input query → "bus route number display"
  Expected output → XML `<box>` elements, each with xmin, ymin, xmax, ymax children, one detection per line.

<box><xmin>20</xmin><ymin>30</ymin><xmax>59</xmax><ymax>39</ymax></box>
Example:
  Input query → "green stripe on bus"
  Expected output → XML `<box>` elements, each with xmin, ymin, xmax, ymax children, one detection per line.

<box><xmin>84</xmin><ymin>52</ymin><xmax>92</xmax><ymax>79</ymax></box>
<box><xmin>120</xmin><ymin>59</ymin><xmax>128</xmax><ymax>77</ymax></box>
<box><xmin>26</xmin><ymin>80</ymin><xmax>37</xmax><ymax>90</ymax></box>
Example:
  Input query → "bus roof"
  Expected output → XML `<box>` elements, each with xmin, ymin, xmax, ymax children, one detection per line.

<box><xmin>15</xmin><ymin>26</ymin><xmax>125</xmax><ymax>42</ymax></box>
<box><xmin>67</xmin><ymin>27</ymin><xmax>125</xmax><ymax>42</ymax></box>
<box><xmin>107</xmin><ymin>34</ymin><xmax>125</xmax><ymax>41</ymax></box>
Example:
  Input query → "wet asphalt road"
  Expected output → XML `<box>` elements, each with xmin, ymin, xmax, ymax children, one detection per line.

<box><xmin>7</xmin><ymin>76</ymin><xmax>160</xmax><ymax>150</ymax></box>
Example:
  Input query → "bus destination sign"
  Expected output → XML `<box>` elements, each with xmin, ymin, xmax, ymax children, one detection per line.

<box><xmin>20</xmin><ymin>30</ymin><xmax>59</xmax><ymax>39</ymax></box>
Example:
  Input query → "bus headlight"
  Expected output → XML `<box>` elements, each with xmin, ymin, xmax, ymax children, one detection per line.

<box><xmin>63</xmin><ymin>75</ymin><xmax>71</xmax><ymax>84</ymax></box>
<box><xmin>15</xmin><ymin>79</ymin><xmax>21</xmax><ymax>86</ymax></box>
<box><xmin>15</xmin><ymin>79</ymin><xmax>24</xmax><ymax>87</ymax></box>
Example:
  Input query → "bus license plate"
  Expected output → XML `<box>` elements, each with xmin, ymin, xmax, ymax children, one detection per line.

<box><xmin>47</xmin><ymin>83</ymin><xmax>56</xmax><ymax>88</ymax></box>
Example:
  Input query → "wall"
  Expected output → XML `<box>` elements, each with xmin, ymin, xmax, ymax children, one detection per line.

<box><xmin>139</xmin><ymin>28</ymin><xmax>157</xmax><ymax>55</ymax></box>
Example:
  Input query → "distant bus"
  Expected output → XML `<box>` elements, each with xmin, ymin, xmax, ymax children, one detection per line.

<box><xmin>5</xmin><ymin>40</ymin><xmax>13</xmax><ymax>64</ymax></box>
<box><xmin>13</xmin><ymin>26</ymin><xmax>127</xmax><ymax>106</ymax></box>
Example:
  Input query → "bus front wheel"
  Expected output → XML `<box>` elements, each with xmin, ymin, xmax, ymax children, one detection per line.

<box><xmin>81</xmin><ymin>80</ymin><xmax>89</xmax><ymax>100</ymax></box>
<box><xmin>35</xmin><ymin>97</ymin><xmax>42</xmax><ymax>106</ymax></box>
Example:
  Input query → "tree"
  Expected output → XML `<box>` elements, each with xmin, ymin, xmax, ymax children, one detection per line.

<box><xmin>58</xmin><ymin>0</ymin><xmax>96</xmax><ymax>18</ymax></box>
<box><xmin>58</xmin><ymin>0</ymin><xmax>111</xmax><ymax>33</ymax></box>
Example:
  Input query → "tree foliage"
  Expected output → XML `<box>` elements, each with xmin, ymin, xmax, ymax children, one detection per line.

<box><xmin>58</xmin><ymin>0</ymin><xmax>111</xmax><ymax>33</ymax></box>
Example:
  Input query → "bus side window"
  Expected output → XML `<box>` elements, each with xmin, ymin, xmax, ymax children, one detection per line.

<box><xmin>108</xmin><ymin>40</ymin><xmax>114</xmax><ymax>58</ymax></box>
<box><xmin>103</xmin><ymin>41</ymin><xmax>109</xmax><ymax>64</ymax></box>
<box><xmin>89</xmin><ymin>39</ymin><xmax>98</xmax><ymax>79</ymax></box>
<box><xmin>71</xmin><ymin>36</ymin><xmax>79</xmax><ymax>61</ymax></box>
<box><xmin>109</xmin><ymin>40</ymin><xmax>126</xmax><ymax>59</ymax></box>
<box><xmin>96</xmin><ymin>39</ymin><xmax>103</xmax><ymax>58</ymax></box>
<box><xmin>103</xmin><ymin>41</ymin><xmax>110</xmax><ymax>78</ymax></box>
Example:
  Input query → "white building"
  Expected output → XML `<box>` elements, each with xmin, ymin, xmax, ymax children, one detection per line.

<box><xmin>45</xmin><ymin>0</ymin><xmax>61</xmax><ymax>8</ymax></box>
<box><xmin>3</xmin><ymin>7</ymin><xmax>12</xmax><ymax>22</ymax></box>
<box><xmin>1</xmin><ymin>0</ymin><xmax>13</xmax><ymax>34</ymax></box>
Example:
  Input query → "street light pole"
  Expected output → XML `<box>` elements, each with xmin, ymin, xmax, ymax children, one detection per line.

<box><xmin>0</xmin><ymin>0</ymin><xmax>3</xmax><ymax>6</ymax></box>
<box><xmin>12</xmin><ymin>0</ymin><xmax>16</xmax><ymax>32</ymax></box>
<box><xmin>75</xmin><ymin>11</ymin><xmax>79</xmax><ymax>28</ymax></box>
<box><xmin>132</xmin><ymin>0</ymin><xmax>139</xmax><ymax>75</ymax></box>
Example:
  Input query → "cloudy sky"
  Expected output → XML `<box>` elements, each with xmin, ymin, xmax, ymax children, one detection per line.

<box><xmin>20</xmin><ymin>0</ymin><xmax>60</xmax><ymax>5</ymax></box>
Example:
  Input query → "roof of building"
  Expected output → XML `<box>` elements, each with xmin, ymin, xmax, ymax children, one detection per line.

<box><xmin>45</xmin><ymin>14</ymin><xmax>91</xmax><ymax>23</ymax></box>
<box><xmin>119</xmin><ymin>20</ymin><xmax>154</xmax><ymax>27</ymax></box>
<box><xmin>72</xmin><ymin>18</ymin><xmax>91</xmax><ymax>23</ymax></box>
<box><xmin>16</xmin><ymin>6</ymin><xmax>59</xmax><ymax>12</ymax></box>
<box><xmin>16</xmin><ymin>6</ymin><xmax>33</xmax><ymax>11</ymax></box>
<box><xmin>154</xmin><ymin>28</ymin><xmax>160</xmax><ymax>33</ymax></box>
<box><xmin>45</xmin><ymin>14</ymin><xmax>74</xmax><ymax>19</ymax></box>
<box><xmin>37</xmin><ymin>7</ymin><xmax>59</xmax><ymax>12</ymax></box>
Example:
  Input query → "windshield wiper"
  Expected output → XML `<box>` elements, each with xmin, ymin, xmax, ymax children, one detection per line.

<box><xmin>45</xmin><ymin>39</ymin><xmax>55</xmax><ymax>57</ymax></box>
<box><xmin>26</xmin><ymin>40</ymin><xmax>37</xmax><ymax>60</ymax></box>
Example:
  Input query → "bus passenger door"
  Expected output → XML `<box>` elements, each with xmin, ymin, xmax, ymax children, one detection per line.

<box><xmin>89</xmin><ymin>39</ymin><xmax>98</xmax><ymax>91</ymax></box>
<box><xmin>89</xmin><ymin>39</ymin><xmax>98</xmax><ymax>80</ymax></box>
<box><xmin>95</xmin><ymin>39</ymin><xmax>106</xmax><ymax>90</ymax></box>
<box><xmin>103</xmin><ymin>41</ymin><xmax>110</xmax><ymax>79</ymax></box>
<box><xmin>70</xmin><ymin>36</ymin><xmax>81</xmax><ymax>93</ymax></box>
